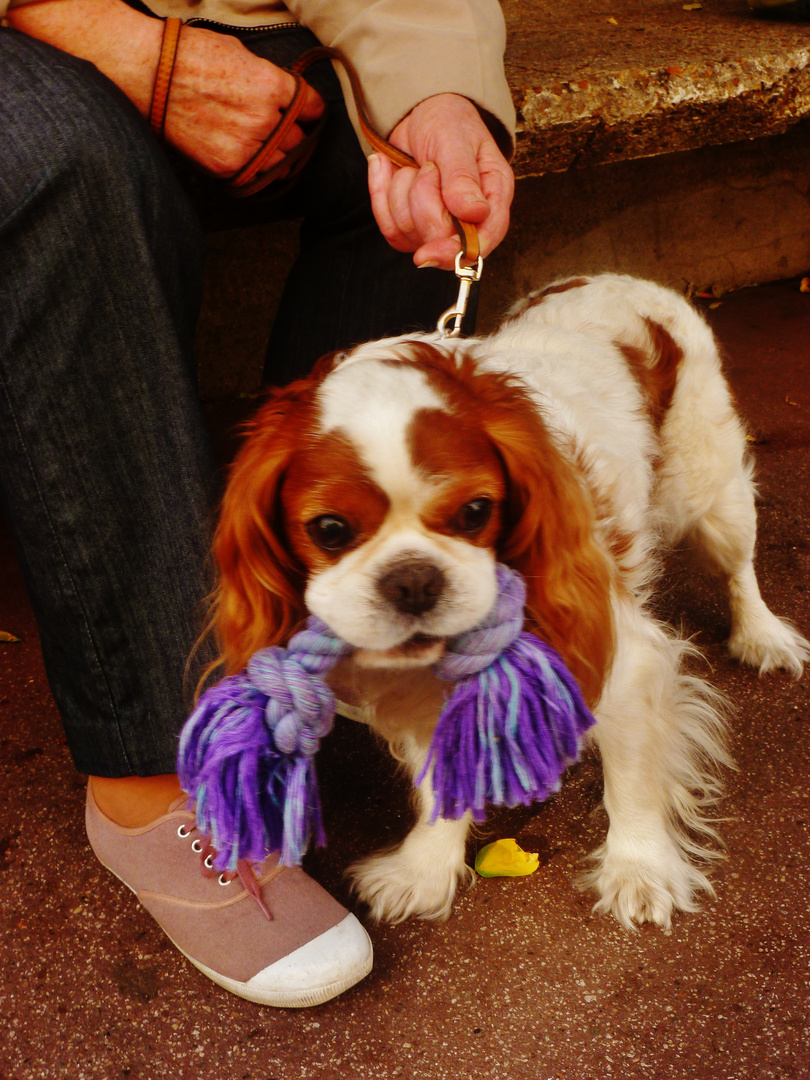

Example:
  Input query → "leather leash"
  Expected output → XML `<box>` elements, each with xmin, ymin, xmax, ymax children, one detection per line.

<box><xmin>150</xmin><ymin>18</ymin><xmax>482</xmax><ymax>336</ymax></box>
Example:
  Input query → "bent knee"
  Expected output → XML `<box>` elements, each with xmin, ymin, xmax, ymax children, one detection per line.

<box><xmin>1</xmin><ymin>31</ymin><xmax>167</xmax><ymax>217</ymax></box>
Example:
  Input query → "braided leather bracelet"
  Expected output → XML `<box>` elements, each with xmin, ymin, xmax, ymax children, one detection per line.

<box><xmin>149</xmin><ymin>16</ymin><xmax>182</xmax><ymax>138</ymax></box>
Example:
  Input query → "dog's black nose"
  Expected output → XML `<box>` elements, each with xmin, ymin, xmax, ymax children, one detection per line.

<box><xmin>378</xmin><ymin>558</ymin><xmax>446</xmax><ymax>616</ymax></box>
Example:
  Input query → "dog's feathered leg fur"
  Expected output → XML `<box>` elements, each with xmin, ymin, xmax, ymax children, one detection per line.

<box><xmin>581</xmin><ymin>596</ymin><xmax>731</xmax><ymax>929</ymax></box>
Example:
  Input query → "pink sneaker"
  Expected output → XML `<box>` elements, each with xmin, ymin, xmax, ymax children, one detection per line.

<box><xmin>85</xmin><ymin>785</ymin><xmax>372</xmax><ymax>1007</ymax></box>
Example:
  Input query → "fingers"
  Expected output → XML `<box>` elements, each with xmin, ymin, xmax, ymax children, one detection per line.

<box><xmin>369</xmin><ymin>153</ymin><xmax>472</xmax><ymax>270</ymax></box>
<box><xmin>248</xmin><ymin>75</ymin><xmax>325</xmax><ymax>173</ymax></box>
<box><xmin>467</xmin><ymin>149</ymin><xmax>514</xmax><ymax>255</ymax></box>
<box><xmin>367</xmin><ymin>152</ymin><xmax>401</xmax><ymax>244</ymax></box>
<box><xmin>370</xmin><ymin>94</ymin><xmax>514</xmax><ymax>268</ymax></box>
<box><xmin>369</xmin><ymin>153</ymin><xmax>511</xmax><ymax>270</ymax></box>
<box><xmin>296</xmin><ymin>78</ymin><xmax>326</xmax><ymax>125</ymax></box>
<box><xmin>369</xmin><ymin>156</ymin><xmax>455</xmax><ymax>256</ymax></box>
<box><xmin>429</xmin><ymin>146</ymin><xmax>491</xmax><ymax>226</ymax></box>
<box><xmin>425</xmin><ymin>125</ymin><xmax>513</xmax><ymax>260</ymax></box>
<box><xmin>245</xmin><ymin>68</ymin><xmax>325</xmax><ymax>168</ymax></box>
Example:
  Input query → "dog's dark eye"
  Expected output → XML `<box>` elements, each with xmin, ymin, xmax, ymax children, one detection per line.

<box><xmin>306</xmin><ymin>515</ymin><xmax>354</xmax><ymax>552</ymax></box>
<box><xmin>456</xmin><ymin>498</ymin><xmax>494</xmax><ymax>534</ymax></box>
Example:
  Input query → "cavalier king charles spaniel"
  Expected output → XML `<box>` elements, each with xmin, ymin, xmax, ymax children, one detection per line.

<box><xmin>208</xmin><ymin>274</ymin><xmax>808</xmax><ymax>929</ymax></box>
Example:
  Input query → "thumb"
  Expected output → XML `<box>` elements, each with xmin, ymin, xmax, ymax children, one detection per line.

<box><xmin>434</xmin><ymin>137</ymin><xmax>491</xmax><ymax>224</ymax></box>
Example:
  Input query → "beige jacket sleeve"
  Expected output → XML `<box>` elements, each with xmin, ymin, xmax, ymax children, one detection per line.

<box><xmin>285</xmin><ymin>0</ymin><xmax>515</xmax><ymax>156</ymax></box>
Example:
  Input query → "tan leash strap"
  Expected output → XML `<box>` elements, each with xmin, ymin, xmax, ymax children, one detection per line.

<box><xmin>450</xmin><ymin>215</ymin><xmax>481</xmax><ymax>268</ymax></box>
<box><xmin>150</xmin><ymin>16</ymin><xmax>182</xmax><ymax>139</ymax></box>
<box><xmin>226</xmin><ymin>45</ymin><xmax>414</xmax><ymax>197</ymax></box>
<box><xmin>289</xmin><ymin>46</ymin><xmax>416</xmax><ymax>170</ymax></box>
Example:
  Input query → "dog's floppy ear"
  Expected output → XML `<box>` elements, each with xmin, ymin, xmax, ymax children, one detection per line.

<box><xmin>210</xmin><ymin>375</ymin><xmax>322</xmax><ymax>675</ymax></box>
<box><xmin>474</xmin><ymin>371</ymin><xmax>615</xmax><ymax>707</ymax></box>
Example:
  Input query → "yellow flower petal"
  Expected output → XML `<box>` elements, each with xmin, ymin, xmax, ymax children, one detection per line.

<box><xmin>474</xmin><ymin>838</ymin><xmax>540</xmax><ymax>878</ymax></box>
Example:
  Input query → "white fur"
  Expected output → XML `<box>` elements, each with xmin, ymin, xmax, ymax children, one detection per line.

<box><xmin>319</xmin><ymin>357</ymin><xmax>445</xmax><ymax>499</ymax></box>
<box><xmin>310</xmin><ymin>275</ymin><xmax>809</xmax><ymax>927</ymax></box>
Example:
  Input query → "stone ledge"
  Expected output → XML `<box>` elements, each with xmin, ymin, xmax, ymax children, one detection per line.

<box><xmin>506</xmin><ymin>0</ymin><xmax>810</xmax><ymax>174</ymax></box>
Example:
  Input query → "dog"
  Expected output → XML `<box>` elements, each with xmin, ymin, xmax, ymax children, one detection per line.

<box><xmin>208</xmin><ymin>273</ymin><xmax>808</xmax><ymax>930</ymax></box>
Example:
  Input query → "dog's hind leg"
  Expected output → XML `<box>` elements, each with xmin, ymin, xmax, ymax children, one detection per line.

<box><xmin>686</xmin><ymin>464</ymin><xmax>808</xmax><ymax>678</ymax></box>
<box><xmin>583</xmin><ymin>598</ymin><xmax>730</xmax><ymax>929</ymax></box>
<box><xmin>654</xmin><ymin>331</ymin><xmax>808</xmax><ymax>678</ymax></box>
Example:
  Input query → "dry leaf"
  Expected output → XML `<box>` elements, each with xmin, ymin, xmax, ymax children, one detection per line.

<box><xmin>0</xmin><ymin>630</ymin><xmax>21</xmax><ymax>644</ymax></box>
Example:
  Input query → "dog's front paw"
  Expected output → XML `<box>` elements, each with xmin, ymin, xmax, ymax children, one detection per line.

<box><xmin>729</xmin><ymin>606</ymin><xmax>809</xmax><ymax>678</ymax></box>
<box><xmin>580</xmin><ymin>837</ymin><xmax>715</xmax><ymax>930</ymax></box>
<box><xmin>349</xmin><ymin>834</ymin><xmax>474</xmax><ymax>923</ymax></box>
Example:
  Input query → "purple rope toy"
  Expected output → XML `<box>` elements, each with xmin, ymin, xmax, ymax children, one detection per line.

<box><xmin>178</xmin><ymin>565</ymin><xmax>596</xmax><ymax>871</ymax></box>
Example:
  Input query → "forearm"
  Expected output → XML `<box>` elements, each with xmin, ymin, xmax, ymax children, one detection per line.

<box><xmin>5</xmin><ymin>2</ymin><xmax>324</xmax><ymax>177</ymax></box>
<box><xmin>6</xmin><ymin>0</ymin><xmax>163</xmax><ymax>114</ymax></box>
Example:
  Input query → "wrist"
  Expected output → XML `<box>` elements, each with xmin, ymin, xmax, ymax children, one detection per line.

<box><xmin>8</xmin><ymin>0</ymin><xmax>165</xmax><ymax>116</ymax></box>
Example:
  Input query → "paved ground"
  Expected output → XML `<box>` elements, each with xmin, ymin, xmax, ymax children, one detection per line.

<box><xmin>1</xmin><ymin>279</ymin><xmax>808</xmax><ymax>1080</ymax></box>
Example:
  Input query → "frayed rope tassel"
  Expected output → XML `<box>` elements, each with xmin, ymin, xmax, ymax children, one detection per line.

<box><xmin>178</xmin><ymin>565</ymin><xmax>596</xmax><ymax>871</ymax></box>
<box><xmin>418</xmin><ymin>564</ymin><xmax>596</xmax><ymax>822</ymax></box>
<box><xmin>178</xmin><ymin>622</ymin><xmax>351</xmax><ymax>871</ymax></box>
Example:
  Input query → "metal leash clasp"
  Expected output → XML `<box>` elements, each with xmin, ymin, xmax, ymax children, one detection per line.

<box><xmin>437</xmin><ymin>250</ymin><xmax>484</xmax><ymax>339</ymax></box>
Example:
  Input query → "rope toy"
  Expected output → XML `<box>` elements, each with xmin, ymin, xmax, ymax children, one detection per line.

<box><xmin>178</xmin><ymin>565</ymin><xmax>596</xmax><ymax>871</ymax></box>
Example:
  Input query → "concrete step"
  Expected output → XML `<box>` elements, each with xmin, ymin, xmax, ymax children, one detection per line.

<box><xmin>478</xmin><ymin>0</ymin><xmax>810</xmax><ymax>327</ymax></box>
<box><xmin>508</xmin><ymin>0</ymin><xmax>810</xmax><ymax>174</ymax></box>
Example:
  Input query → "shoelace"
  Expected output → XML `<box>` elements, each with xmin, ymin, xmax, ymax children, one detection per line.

<box><xmin>177</xmin><ymin>820</ymin><xmax>274</xmax><ymax>921</ymax></box>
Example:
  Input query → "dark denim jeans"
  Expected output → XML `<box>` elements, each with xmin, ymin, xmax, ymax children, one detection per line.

<box><xmin>0</xmin><ymin>24</ymin><xmax>459</xmax><ymax>776</ymax></box>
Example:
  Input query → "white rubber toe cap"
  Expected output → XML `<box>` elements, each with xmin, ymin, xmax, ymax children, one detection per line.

<box><xmin>187</xmin><ymin>913</ymin><xmax>373</xmax><ymax>1008</ymax></box>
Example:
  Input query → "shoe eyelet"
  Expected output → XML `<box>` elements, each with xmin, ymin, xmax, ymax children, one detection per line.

<box><xmin>204</xmin><ymin>853</ymin><xmax>215</xmax><ymax>870</ymax></box>
<box><xmin>177</xmin><ymin>824</ymin><xmax>192</xmax><ymax>839</ymax></box>
<box><xmin>191</xmin><ymin>839</ymin><xmax>204</xmax><ymax>854</ymax></box>
<box><xmin>217</xmin><ymin>873</ymin><xmax>232</xmax><ymax>887</ymax></box>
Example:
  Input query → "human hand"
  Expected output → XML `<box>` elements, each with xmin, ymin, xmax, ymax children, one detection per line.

<box><xmin>165</xmin><ymin>25</ymin><xmax>324</xmax><ymax>178</ymax></box>
<box><xmin>7</xmin><ymin>1</ymin><xmax>324</xmax><ymax>180</ymax></box>
<box><xmin>367</xmin><ymin>93</ymin><xmax>514</xmax><ymax>269</ymax></box>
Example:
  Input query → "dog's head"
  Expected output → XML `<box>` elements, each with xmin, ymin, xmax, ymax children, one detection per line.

<box><xmin>211</xmin><ymin>339</ymin><xmax>614</xmax><ymax>706</ymax></box>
